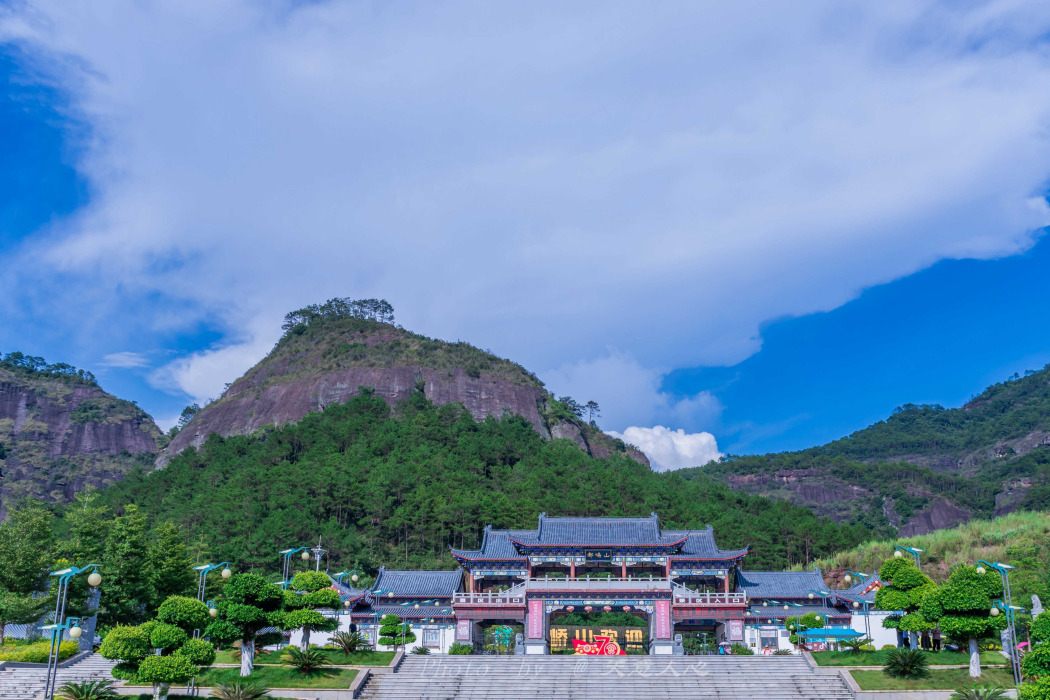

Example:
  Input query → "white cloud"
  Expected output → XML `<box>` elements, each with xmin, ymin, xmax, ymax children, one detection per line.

<box><xmin>3</xmin><ymin>1</ymin><xmax>1050</xmax><ymax>422</ymax></box>
<box><xmin>607</xmin><ymin>426</ymin><xmax>721</xmax><ymax>472</ymax></box>
<box><xmin>542</xmin><ymin>350</ymin><xmax>722</xmax><ymax>432</ymax></box>
<box><xmin>99</xmin><ymin>351</ymin><xmax>149</xmax><ymax>369</ymax></box>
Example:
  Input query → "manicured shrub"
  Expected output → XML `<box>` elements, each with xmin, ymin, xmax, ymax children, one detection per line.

<box><xmin>448</xmin><ymin>642</ymin><xmax>473</xmax><ymax>655</ymax></box>
<box><xmin>1019</xmin><ymin>677</ymin><xmax>1050</xmax><ymax>700</ymax></box>
<box><xmin>149</xmin><ymin>622</ymin><xmax>189</xmax><ymax>652</ymax></box>
<box><xmin>156</xmin><ymin>597</ymin><xmax>211</xmax><ymax>633</ymax></box>
<box><xmin>0</xmin><ymin>640</ymin><xmax>79</xmax><ymax>663</ymax></box>
<box><xmin>949</xmin><ymin>685</ymin><xmax>1010</xmax><ymax>700</ymax></box>
<box><xmin>1022</xmin><ymin>644</ymin><xmax>1050</xmax><ymax>679</ymax></box>
<box><xmin>730</xmin><ymin>644</ymin><xmax>754</xmax><ymax>655</ymax></box>
<box><xmin>410</xmin><ymin>646</ymin><xmax>431</xmax><ymax>654</ymax></box>
<box><xmin>175</xmin><ymin>638</ymin><xmax>216</xmax><ymax>666</ymax></box>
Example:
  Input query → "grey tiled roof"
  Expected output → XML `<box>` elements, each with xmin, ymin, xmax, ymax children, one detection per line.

<box><xmin>370</xmin><ymin>568</ymin><xmax>463</xmax><ymax>599</ymax></box>
<box><xmin>834</xmin><ymin>574</ymin><xmax>882</xmax><ymax>605</ymax></box>
<box><xmin>666</xmin><ymin>526</ymin><xmax>749</xmax><ymax>560</ymax></box>
<box><xmin>450</xmin><ymin>527</ymin><xmax>532</xmax><ymax>560</ymax></box>
<box><xmin>512</xmin><ymin>513</ymin><xmax>685</xmax><ymax>547</ymax></box>
<box><xmin>745</xmin><ymin>603</ymin><xmax>849</xmax><ymax>620</ymax></box>
<box><xmin>352</xmin><ymin>603</ymin><xmax>455</xmax><ymax>620</ymax></box>
<box><xmin>736</xmin><ymin>569</ymin><xmax>829</xmax><ymax>599</ymax></box>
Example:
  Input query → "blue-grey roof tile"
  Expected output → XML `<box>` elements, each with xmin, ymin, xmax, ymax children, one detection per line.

<box><xmin>665</xmin><ymin>526</ymin><xmax>749</xmax><ymax>560</ymax></box>
<box><xmin>370</xmin><ymin>568</ymin><xmax>463</xmax><ymax>598</ymax></box>
<box><xmin>736</xmin><ymin>569</ymin><xmax>829</xmax><ymax>599</ymax></box>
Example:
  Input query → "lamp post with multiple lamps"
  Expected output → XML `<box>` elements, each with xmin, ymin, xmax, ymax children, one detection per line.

<box><xmin>894</xmin><ymin>545</ymin><xmax>925</xmax><ymax>568</ymax></box>
<box><xmin>978</xmin><ymin>561</ymin><xmax>1023</xmax><ymax>688</ymax></box>
<box><xmin>43</xmin><ymin>565</ymin><xmax>101</xmax><ymax>700</ymax></box>
<box><xmin>278</xmin><ymin>547</ymin><xmax>311</xmax><ymax>588</ymax></box>
<box><xmin>193</xmin><ymin>562</ymin><xmax>232</xmax><ymax>603</ymax></box>
<box><xmin>309</xmin><ymin>537</ymin><xmax>326</xmax><ymax>573</ymax></box>
<box><xmin>843</xmin><ymin>572</ymin><xmax>874</xmax><ymax>640</ymax></box>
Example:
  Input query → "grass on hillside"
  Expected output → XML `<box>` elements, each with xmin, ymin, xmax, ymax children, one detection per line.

<box><xmin>194</xmin><ymin>665</ymin><xmax>357</xmax><ymax>689</ymax></box>
<box><xmin>213</xmin><ymin>648</ymin><xmax>395</xmax><ymax>666</ymax></box>
<box><xmin>797</xmin><ymin>510</ymin><xmax>1050</xmax><ymax>589</ymax></box>
<box><xmin>812</xmin><ymin>649</ymin><xmax>1006</xmax><ymax>667</ymax></box>
<box><xmin>849</xmin><ymin>667</ymin><xmax>1014</xmax><ymax>690</ymax></box>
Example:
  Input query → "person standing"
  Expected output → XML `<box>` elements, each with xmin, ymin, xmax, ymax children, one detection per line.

<box><xmin>932</xmin><ymin>626</ymin><xmax>941</xmax><ymax>652</ymax></box>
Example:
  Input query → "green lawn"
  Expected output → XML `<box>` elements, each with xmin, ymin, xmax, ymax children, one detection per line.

<box><xmin>812</xmin><ymin>649</ymin><xmax>1007</xmax><ymax>667</ymax></box>
<box><xmin>850</xmin><ymin>668</ymin><xmax>1015</xmax><ymax>690</ymax></box>
<box><xmin>195</xmin><ymin>665</ymin><xmax>358</xmax><ymax>689</ymax></box>
<box><xmin>213</xmin><ymin>648</ymin><xmax>395</xmax><ymax>666</ymax></box>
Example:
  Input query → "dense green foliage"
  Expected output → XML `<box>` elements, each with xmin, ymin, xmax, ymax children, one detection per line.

<box><xmin>378</xmin><ymin>614</ymin><xmax>415</xmax><ymax>648</ymax></box>
<box><xmin>99</xmin><ymin>595</ymin><xmax>214</xmax><ymax>691</ymax></box>
<box><xmin>101</xmin><ymin>391</ymin><xmax>870</xmax><ymax>571</ymax></box>
<box><xmin>0</xmin><ymin>502</ymin><xmax>54</xmax><ymax>642</ymax></box>
<box><xmin>56</xmin><ymin>679</ymin><xmax>120</xmax><ymax>700</ymax></box>
<box><xmin>1020</xmin><ymin>678</ymin><xmax>1050</xmax><ymax>700</ymax></box>
<box><xmin>876</xmin><ymin>557</ymin><xmax>936</xmax><ymax>636</ymax></box>
<box><xmin>0</xmin><ymin>352</ymin><xmax>98</xmax><ymax>386</ymax></box>
<box><xmin>0</xmin><ymin>640</ymin><xmax>78</xmax><ymax>662</ymax></box>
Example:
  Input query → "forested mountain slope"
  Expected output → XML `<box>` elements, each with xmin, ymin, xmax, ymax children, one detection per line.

<box><xmin>164</xmin><ymin>298</ymin><xmax>645</xmax><ymax>467</ymax></box>
<box><xmin>701</xmin><ymin>366</ymin><xmax>1050</xmax><ymax>537</ymax></box>
<box><xmin>102</xmin><ymin>390</ymin><xmax>870</xmax><ymax>573</ymax></box>
<box><xmin>0</xmin><ymin>353</ymin><xmax>161</xmax><ymax>517</ymax></box>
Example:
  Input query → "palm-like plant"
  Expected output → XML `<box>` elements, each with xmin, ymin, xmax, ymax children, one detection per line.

<box><xmin>840</xmin><ymin>637</ymin><xmax>873</xmax><ymax>655</ymax></box>
<box><xmin>330</xmin><ymin>630</ymin><xmax>370</xmax><ymax>654</ymax></box>
<box><xmin>56</xmin><ymin>680</ymin><xmax>119</xmax><ymax>700</ymax></box>
<box><xmin>883</xmin><ymin>648</ymin><xmax>931</xmax><ymax>679</ymax></box>
<box><xmin>949</xmin><ymin>685</ymin><xmax>1009</xmax><ymax>700</ymax></box>
<box><xmin>281</xmin><ymin>646</ymin><xmax>331</xmax><ymax>673</ymax></box>
<box><xmin>209</xmin><ymin>681</ymin><xmax>271</xmax><ymax>700</ymax></box>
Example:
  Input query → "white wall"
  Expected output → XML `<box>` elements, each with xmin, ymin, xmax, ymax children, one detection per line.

<box><xmin>288</xmin><ymin>615</ymin><xmax>458</xmax><ymax>654</ymax></box>
<box><xmin>851</xmin><ymin>611</ymin><xmax>900</xmax><ymax>649</ymax></box>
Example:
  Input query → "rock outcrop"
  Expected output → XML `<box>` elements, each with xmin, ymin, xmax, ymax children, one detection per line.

<box><xmin>0</xmin><ymin>368</ymin><xmax>161</xmax><ymax>517</ymax></box>
<box><xmin>163</xmin><ymin>318</ymin><xmax>649</xmax><ymax>468</ymax></box>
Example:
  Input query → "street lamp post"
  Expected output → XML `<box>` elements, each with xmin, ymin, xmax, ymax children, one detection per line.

<box><xmin>842</xmin><ymin>573</ymin><xmax>873</xmax><ymax>641</ymax></box>
<box><xmin>894</xmin><ymin>546</ymin><xmax>925</xmax><ymax>568</ymax></box>
<box><xmin>310</xmin><ymin>537</ymin><xmax>326</xmax><ymax>573</ymax></box>
<box><xmin>193</xmin><ymin>562</ymin><xmax>232</xmax><ymax>603</ymax></box>
<box><xmin>978</xmin><ymin>561</ymin><xmax>1022</xmax><ymax>687</ymax></box>
<box><xmin>278</xmin><ymin>547</ymin><xmax>311</xmax><ymax>587</ymax></box>
<box><xmin>44</xmin><ymin>565</ymin><xmax>101</xmax><ymax>700</ymax></box>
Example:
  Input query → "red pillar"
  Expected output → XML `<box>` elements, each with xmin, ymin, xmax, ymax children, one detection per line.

<box><xmin>724</xmin><ymin>573</ymin><xmax>730</xmax><ymax>594</ymax></box>
<box><xmin>570</xmin><ymin>562</ymin><xmax>576</xmax><ymax>579</ymax></box>
<box><xmin>467</xmin><ymin>573</ymin><xmax>474</xmax><ymax>593</ymax></box>
<box><xmin>665</xmin><ymin>561</ymin><xmax>671</xmax><ymax>578</ymax></box>
<box><xmin>621</xmin><ymin>562</ymin><xmax>628</xmax><ymax>579</ymax></box>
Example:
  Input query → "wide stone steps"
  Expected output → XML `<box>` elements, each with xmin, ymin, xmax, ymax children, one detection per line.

<box><xmin>0</xmin><ymin>654</ymin><xmax>118</xmax><ymax>700</ymax></box>
<box><xmin>359</xmin><ymin>656</ymin><xmax>853</xmax><ymax>700</ymax></box>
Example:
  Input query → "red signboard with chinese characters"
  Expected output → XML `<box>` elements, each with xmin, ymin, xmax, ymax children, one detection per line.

<box><xmin>571</xmin><ymin>635</ymin><xmax>625</xmax><ymax>655</ymax></box>
<box><xmin>527</xmin><ymin>600</ymin><xmax>544</xmax><ymax>639</ymax></box>
<box><xmin>655</xmin><ymin>600</ymin><xmax>671</xmax><ymax>639</ymax></box>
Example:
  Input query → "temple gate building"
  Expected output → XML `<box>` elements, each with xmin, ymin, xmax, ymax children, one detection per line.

<box><xmin>298</xmin><ymin>513</ymin><xmax>881</xmax><ymax>655</ymax></box>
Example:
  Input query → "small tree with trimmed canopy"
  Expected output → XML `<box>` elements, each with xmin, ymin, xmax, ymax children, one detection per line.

<box><xmin>920</xmin><ymin>564</ymin><xmax>1006</xmax><ymax>678</ymax></box>
<box><xmin>283</xmin><ymin>571</ymin><xmax>340</xmax><ymax>650</ymax></box>
<box><xmin>378</xmin><ymin>614</ymin><xmax>416</xmax><ymax>649</ymax></box>
<box><xmin>876</xmin><ymin>557</ymin><xmax>936</xmax><ymax>650</ymax></box>
<box><xmin>204</xmin><ymin>573</ymin><xmax>285</xmax><ymax>676</ymax></box>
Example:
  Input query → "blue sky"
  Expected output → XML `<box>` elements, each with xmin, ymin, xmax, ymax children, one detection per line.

<box><xmin>3</xmin><ymin>1</ymin><xmax>1050</xmax><ymax>469</ymax></box>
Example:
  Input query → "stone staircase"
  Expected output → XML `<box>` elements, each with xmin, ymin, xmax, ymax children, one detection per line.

<box><xmin>0</xmin><ymin>653</ymin><xmax>118</xmax><ymax>700</ymax></box>
<box><xmin>359</xmin><ymin>654</ymin><xmax>854</xmax><ymax>699</ymax></box>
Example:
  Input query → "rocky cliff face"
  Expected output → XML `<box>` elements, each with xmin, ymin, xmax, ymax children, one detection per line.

<box><xmin>0</xmin><ymin>368</ymin><xmax>161</xmax><ymax>516</ymax></box>
<box><xmin>163</xmin><ymin>319</ymin><xmax>649</xmax><ymax>468</ymax></box>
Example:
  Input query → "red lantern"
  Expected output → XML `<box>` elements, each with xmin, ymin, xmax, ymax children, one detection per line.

<box><xmin>603</xmin><ymin>606</ymin><xmax>612</xmax><ymax>612</ymax></box>
<box><xmin>584</xmin><ymin>606</ymin><xmax>593</xmax><ymax>612</ymax></box>
<box><xmin>622</xmin><ymin>606</ymin><xmax>631</xmax><ymax>612</ymax></box>
<box><xmin>566</xmin><ymin>606</ymin><xmax>574</xmax><ymax>612</ymax></box>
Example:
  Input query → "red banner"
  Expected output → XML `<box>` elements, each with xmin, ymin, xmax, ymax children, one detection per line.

<box><xmin>571</xmin><ymin>635</ymin><xmax>625</xmax><ymax>655</ymax></box>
